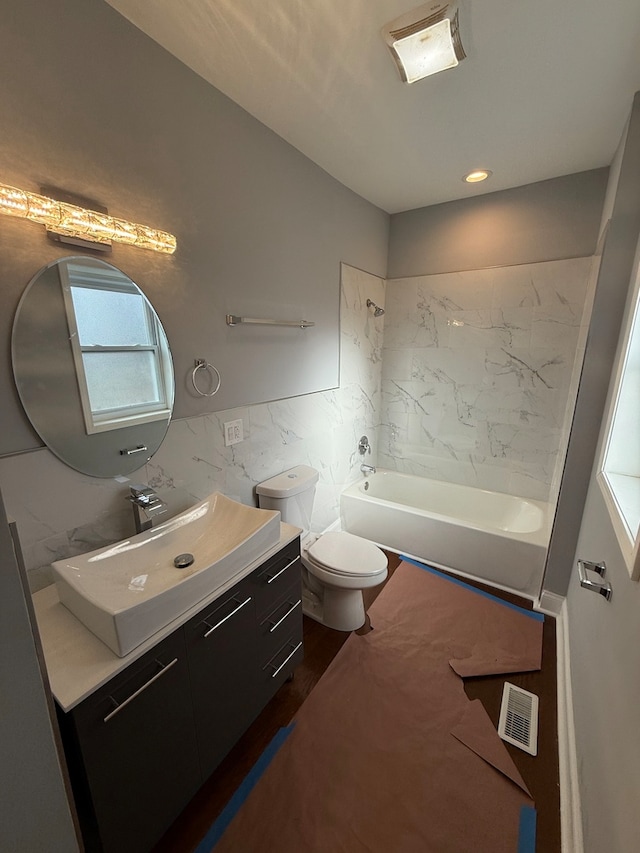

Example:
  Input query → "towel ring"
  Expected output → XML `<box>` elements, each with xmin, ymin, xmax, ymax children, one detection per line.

<box><xmin>192</xmin><ymin>359</ymin><xmax>221</xmax><ymax>397</ymax></box>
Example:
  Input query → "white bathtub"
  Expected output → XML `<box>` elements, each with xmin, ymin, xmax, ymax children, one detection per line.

<box><xmin>340</xmin><ymin>470</ymin><xmax>552</xmax><ymax>599</ymax></box>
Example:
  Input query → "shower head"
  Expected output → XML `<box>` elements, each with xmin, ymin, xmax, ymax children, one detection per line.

<box><xmin>366</xmin><ymin>298</ymin><xmax>385</xmax><ymax>317</ymax></box>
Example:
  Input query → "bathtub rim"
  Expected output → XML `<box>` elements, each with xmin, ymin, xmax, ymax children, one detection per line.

<box><xmin>341</xmin><ymin>469</ymin><xmax>552</xmax><ymax>548</ymax></box>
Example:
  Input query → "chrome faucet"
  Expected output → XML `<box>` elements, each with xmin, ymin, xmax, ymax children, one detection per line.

<box><xmin>128</xmin><ymin>484</ymin><xmax>167</xmax><ymax>533</ymax></box>
<box><xmin>360</xmin><ymin>463</ymin><xmax>376</xmax><ymax>476</ymax></box>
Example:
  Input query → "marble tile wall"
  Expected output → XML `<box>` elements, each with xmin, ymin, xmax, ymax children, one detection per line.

<box><xmin>379</xmin><ymin>257</ymin><xmax>593</xmax><ymax>501</ymax></box>
<box><xmin>0</xmin><ymin>264</ymin><xmax>385</xmax><ymax>590</ymax></box>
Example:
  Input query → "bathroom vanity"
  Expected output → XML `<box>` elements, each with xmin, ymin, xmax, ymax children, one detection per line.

<box><xmin>33</xmin><ymin>528</ymin><xmax>303</xmax><ymax>853</ymax></box>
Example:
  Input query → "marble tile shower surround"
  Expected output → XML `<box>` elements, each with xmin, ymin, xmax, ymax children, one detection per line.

<box><xmin>380</xmin><ymin>257</ymin><xmax>593</xmax><ymax>501</ymax></box>
<box><xmin>0</xmin><ymin>265</ymin><xmax>385</xmax><ymax>590</ymax></box>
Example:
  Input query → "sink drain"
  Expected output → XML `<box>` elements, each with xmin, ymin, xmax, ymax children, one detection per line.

<box><xmin>174</xmin><ymin>553</ymin><xmax>195</xmax><ymax>569</ymax></box>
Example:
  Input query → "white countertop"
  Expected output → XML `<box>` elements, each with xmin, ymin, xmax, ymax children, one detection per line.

<box><xmin>32</xmin><ymin>523</ymin><xmax>301</xmax><ymax>713</ymax></box>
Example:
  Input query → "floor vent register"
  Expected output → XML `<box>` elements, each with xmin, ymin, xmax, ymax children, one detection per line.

<box><xmin>498</xmin><ymin>682</ymin><xmax>539</xmax><ymax>756</ymax></box>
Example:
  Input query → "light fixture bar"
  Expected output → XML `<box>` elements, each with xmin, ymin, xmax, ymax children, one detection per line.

<box><xmin>0</xmin><ymin>182</ymin><xmax>176</xmax><ymax>254</ymax></box>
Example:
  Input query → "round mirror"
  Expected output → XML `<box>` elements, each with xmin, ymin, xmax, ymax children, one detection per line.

<box><xmin>12</xmin><ymin>256</ymin><xmax>175</xmax><ymax>477</ymax></box>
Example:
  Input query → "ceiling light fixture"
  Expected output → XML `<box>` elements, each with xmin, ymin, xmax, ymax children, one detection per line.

<box><xmin>463</xmin><ymin>169</ymin><xmax>492</xmax><ymax>183</ymax></box>
<box><xmin>382</xmin><ymin>1</ymin><xmax>466</xmax><ymax>84</ymax></box>
<box><xmin>0</xmin><ymin>182</ymin><xmax>177</xmax><ymax>254</ymax></box>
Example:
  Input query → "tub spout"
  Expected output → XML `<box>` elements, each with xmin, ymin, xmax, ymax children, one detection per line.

<box><xmin>361</xmin><ymin>463</ymin><xmax>376</xmax><ymax>476</ymax></box>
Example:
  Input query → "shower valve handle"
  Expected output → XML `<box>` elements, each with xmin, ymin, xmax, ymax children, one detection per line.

<box><xmin>358</xmin><ymin>436</ymin><xmax>371</xmax><ymax>455</ymax></box>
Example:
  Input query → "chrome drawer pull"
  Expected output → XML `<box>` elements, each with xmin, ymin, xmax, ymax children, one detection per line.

<box><xmin>270</xmin><ymin>642</ymin><xmax>302</xmax><ymax>679</ymax></box>
<box><xmin>269</xmin><ymin>599</ymin><xmax>301</xmax><ymax>633</ymax></box>
<box><xmin>203</xmin><ymin>596</ymin><xmax>252</xmax><ymax>637</ymax></box>
<box><xmin>265</xmin><ymin>555</ymin><xmax>300</xmax><ymax>584</ymax></box>
<box><xmin>104</xmin><ymin>658</ymin><xmax>178</xmax><ymax>723</ymax></box>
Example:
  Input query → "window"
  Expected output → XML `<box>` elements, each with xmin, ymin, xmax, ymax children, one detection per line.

<box><xmin>60</xmin><ymin>260</ymin><xmax>172</xmax><ymax>435</ymax></box>
<box><xmin>598</xmin><ymin>236</ymin><xmax>640</xmax><ymax>579</ymax></box>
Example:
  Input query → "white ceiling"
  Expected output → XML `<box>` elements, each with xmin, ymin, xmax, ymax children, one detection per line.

<box><xmin>106</xmin><ymin>0</ymin><xmax>640</xmax><ymax>214</ymax></box>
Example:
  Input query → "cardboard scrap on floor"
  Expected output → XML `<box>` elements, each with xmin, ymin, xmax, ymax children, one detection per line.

<box><xmin>450</xmin><ymin>699</ymin><xmax>531</xmax><ymax>797</ymax></box>
<box><xmin>212</xmin><ymin>561</ymin><xmax>543</xmax><ymax>853</ymax></box>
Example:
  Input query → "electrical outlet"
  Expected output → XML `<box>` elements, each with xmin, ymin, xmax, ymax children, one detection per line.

<box><xmin>224</xmin><ymin>419</ymin><xmax>243</xmax><ymax>447</ymax></box>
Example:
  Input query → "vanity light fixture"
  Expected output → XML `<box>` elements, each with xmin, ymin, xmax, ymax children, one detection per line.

<box><xmin>463</xmin><ymin>169</ymin><xmax>492</xmax><ymax>183</ymax></box>
<box><xmin>382</xmin><ymin>1</ymin><xmax>466</xmax><ymax>84</ymax></box>
<box><xmin>0</xmin><ymin>182</ymin><xmax>177</xmax><ymax>254</ymax></box>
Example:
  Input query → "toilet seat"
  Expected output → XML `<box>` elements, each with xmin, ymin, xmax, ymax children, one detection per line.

<box><xmin>306</xmin><ymin>531</ymin><xmax>387</xmax><ymax>578</ymax></box>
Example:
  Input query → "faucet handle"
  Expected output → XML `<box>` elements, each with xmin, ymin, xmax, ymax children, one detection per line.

<box><xmin>128</xmin><ymin>484</ymin><xmax>165</xmax><ymax>510</ymax></box>
<box><xmin>128</xmin><ymin>484</ymin><xmax>167</xmax><ymax>532</ymax></box>
<box><xmin>358</xmin><ymin>435</ymin><xmax>371</xmax><ymax>455</ymax></box>
<box><xmin>129</xmin><ymin>483</ymin><xmax>150</xmax><ymax>497</ymax></box>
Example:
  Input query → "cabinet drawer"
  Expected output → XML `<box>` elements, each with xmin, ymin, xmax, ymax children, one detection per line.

<box><xmin>258</xmin><ymin>634</ymin><xmax>304</xmax><ymax>706</ymax></box>
<box><xmin>257</xmin><ymin>582</ymin><xmax>303</xmax><ymax>662</ymax></box>
<box><xmin>248</xmin><ymin>538</ymin><xmax>301</xmax><ymax>617</ymax></box>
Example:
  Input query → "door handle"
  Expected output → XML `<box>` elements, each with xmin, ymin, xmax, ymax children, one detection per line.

<box><xmin>577</xmin><ymin>559</ymin><xmax>612</xmax><ymax>601</ymax></box>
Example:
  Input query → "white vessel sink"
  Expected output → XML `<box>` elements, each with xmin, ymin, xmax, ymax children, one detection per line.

<box><xmin>52</xmin><ymin>493</ymin><xmax>280</xmax><ymax>657</ymax></box>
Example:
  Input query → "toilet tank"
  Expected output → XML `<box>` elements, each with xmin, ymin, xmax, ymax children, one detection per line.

<box><xmin>256</xmin><ymin>465</ymin><xmax>319</xmax><ymax>534</ymax></box>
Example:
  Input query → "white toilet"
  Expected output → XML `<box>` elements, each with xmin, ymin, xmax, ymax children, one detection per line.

<box><xmin>256</xmin><ymin>465</ymin><xmax>388</xmax><ymax>631</ymax></box>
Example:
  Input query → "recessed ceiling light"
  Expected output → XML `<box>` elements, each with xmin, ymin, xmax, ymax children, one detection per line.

<box><xmin>463</xmin><ymin>169</ymin><xmax>493</xmax><ymax>183</ymax></box>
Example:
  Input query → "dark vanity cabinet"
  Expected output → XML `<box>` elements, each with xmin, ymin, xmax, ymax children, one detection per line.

<box><xmin>58</xmin><ymin>538</ymin><xmax>302</xmax><ymax>853</ymax></box>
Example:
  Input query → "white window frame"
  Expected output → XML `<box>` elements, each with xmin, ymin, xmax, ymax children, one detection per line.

<box><xmin>60</xmin><ymin>262</ymin><xmax>172</xmax><ymax>435</ymax></box>
<box><xmin>597</xmin><ymin>233</ymin><xmax>640</xmax><ymax>580</ymax></box>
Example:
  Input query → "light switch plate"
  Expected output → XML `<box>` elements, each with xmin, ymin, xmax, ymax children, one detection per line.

<box><xmin>224</xmin><ymin>419</ymin><xmax>243</xmax><ymax>446</ymax></box>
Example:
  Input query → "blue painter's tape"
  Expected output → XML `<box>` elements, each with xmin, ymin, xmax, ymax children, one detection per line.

<box><xmin>518</xmin><ymin>805</ymin><xmax>537</xmax><ymax>853</ymax></box>
<box><xmin>196</xmin><ymin>723</ymin><xmax>296</xmax><ymax>852</ymax></box>
<box><xmin>400</xmin><ymin>555</ymin><xmax>544</xmax><ymax>622</ymax></box>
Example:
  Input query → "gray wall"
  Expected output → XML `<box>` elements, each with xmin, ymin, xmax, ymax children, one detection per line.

<box><xmin>0</xmin><ymin>489</ymin><xmax>79</xmax><ymax>852</ymax></box>
<box><xmin>545</xmin><ymin>92</ymin><xmax>640</xmax><ymax>595</ymax></box>
<box><xmin>388</xmin><ymin>169</ymin><xmax>608</xmax><ymax>277</ymax></box>
<box><xmin>0</xmin><ymin>0</ymin><xmax>388</xmax><ymax>457</ymax></box>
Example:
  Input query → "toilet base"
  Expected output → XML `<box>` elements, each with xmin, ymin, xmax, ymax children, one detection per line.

<box><xmin>301</xmin><ymin>576</ymin><xmax>366</xmax><ymax>632</ymax></box>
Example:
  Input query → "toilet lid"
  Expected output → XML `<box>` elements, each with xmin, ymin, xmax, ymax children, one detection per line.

<box><xmin>307</xmin><ymin>531</ymin><xmax>387</xmax><ymax>577</ymax></box>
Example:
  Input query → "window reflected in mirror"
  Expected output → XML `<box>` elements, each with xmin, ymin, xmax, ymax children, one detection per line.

<box><xmin>61</xmin><ymin>261</ymin><xmax>172</xmax><ymax>434</ymax></box>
